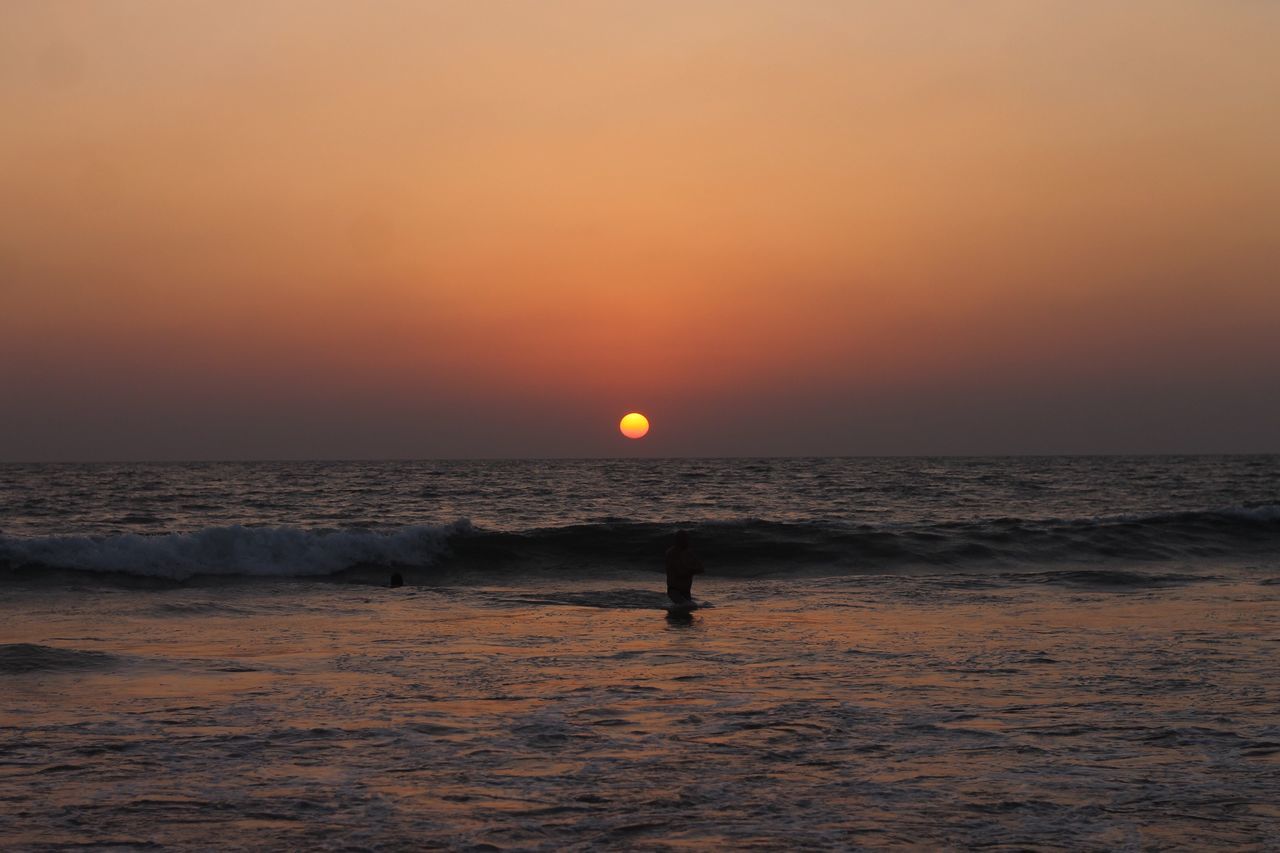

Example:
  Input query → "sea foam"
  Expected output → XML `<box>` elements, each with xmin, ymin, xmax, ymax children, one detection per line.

<box><xmin>0</xmin><ymin>521</ymin><xmax>470</xmax><ymax>580</ymax></box>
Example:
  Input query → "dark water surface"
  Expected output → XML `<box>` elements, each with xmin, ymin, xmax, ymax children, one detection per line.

<box><xmin>2</xmin><ymin>457</ymin><xmax>1278</xmax><ymax>849</ymax></box>
<box><xmin>2</xmin><ymin>456</ymin><xmax>1277</xmax><ymax>580</ymax></box>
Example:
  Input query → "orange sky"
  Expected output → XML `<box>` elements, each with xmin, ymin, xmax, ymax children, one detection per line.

<box><xmin>2</xmin><ymin>1</ymin><xmax>1278</xmax><ymax>458</ymax></box>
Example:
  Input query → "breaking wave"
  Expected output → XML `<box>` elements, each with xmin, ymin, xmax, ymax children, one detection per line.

<box><xmin>0</xmin><ymin>522</ymin><xmax>469</xmax><ymax>581</ymax></box>
<box><xmin>1</xmin><ymin>505</ymin><xmax>1276</xmax><ymax>582</ymax></box>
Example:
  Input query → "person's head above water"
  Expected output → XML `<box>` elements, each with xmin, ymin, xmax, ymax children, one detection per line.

<box><xmin>674</xmin><ymin>530</ymin><xmax>689</xmax><ymax>549</ymax></box>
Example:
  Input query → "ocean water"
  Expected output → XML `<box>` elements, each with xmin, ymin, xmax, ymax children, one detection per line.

<box><xmin>2</xmin><ymin>456</ymin><xmax>1278</xmax><ymax>849</ymax></box>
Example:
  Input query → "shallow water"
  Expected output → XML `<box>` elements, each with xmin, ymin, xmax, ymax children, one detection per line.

<box><xmin>3</xmin><ymin>573</ymin><xmax>1278</xmax><ymax>850</ymax></box>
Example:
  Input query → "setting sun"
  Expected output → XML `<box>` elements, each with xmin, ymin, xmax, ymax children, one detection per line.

<box><xmin>619</xmin><ymin>412</ymin><xmax>650</xmax><ymax>439</ymax></box>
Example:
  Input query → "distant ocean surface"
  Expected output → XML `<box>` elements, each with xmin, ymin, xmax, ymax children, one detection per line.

<box><xmin>2</xmin><ymin>456</ymin><xmax>1278</xmax><ymax>581</ymax></box>
<box><xmin>3</xmin><ymin>457</ymin><xmax>1278</xmax><ymax>849</ymax></box>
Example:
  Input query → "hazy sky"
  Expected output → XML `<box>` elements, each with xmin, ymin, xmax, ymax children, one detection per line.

<box><xmin>2</xmin><ymin>1</ymin><xmax>1278</xmax><ymax>459</ymax></box>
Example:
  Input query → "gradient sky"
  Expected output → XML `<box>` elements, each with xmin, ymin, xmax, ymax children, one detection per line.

<box><xmin>2</xmin><ymin>1</ymin><xmax>1278</xmax><ymax>460</ymax></box>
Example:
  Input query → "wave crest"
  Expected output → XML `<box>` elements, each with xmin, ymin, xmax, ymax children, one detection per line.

<box><xmin>0</xmin><ymin>521</ymin><xmax>470</xmax><ymax>580</ymax></box>
<box><xmin>1</xmin><ymin>505</ymin><xmax>1276</xmax><ymax>582</ymax></box>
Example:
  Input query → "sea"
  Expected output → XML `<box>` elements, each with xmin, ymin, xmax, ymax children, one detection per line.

<box><xmin>1</xmin><ymin>456</ymin><xmax>1278</xmax><ymax>850</ymax></box>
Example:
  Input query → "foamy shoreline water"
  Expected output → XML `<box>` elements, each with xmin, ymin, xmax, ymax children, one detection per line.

<box><xmin>2</xmin><ymin>573</ymin><xmax>1278</xmax><ymax>850</ymax></box>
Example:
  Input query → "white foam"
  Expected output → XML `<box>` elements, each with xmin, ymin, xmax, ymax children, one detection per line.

<box><xmin>0</xmin><ymin>520</ymin><xmax>472</xmax><ymax>580</ymax></box>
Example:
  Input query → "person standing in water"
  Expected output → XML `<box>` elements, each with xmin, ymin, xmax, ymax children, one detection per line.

<box><xmin>665</xmin><ymin>530</ymin><xmax>704</xmax><ymax>604</ymax></box>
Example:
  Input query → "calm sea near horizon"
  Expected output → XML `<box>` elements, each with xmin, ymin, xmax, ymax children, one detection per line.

<box><xmin>2</xmin><ymin>456</ymin><xmax>1278</xmax><ymax>849</ymax></box>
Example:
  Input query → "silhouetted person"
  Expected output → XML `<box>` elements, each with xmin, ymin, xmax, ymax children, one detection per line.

<box><xmin>665</xmin><ymin>530</ymin><xmax>704</xmax><ymax>604</ymax></box>
<box><xmin>389</xmin><ymin>572</ymin><xmax>404</xmax><ymax>588</ymax></box>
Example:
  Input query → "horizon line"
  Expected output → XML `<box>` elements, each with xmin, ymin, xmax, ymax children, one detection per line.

<box><xmin>2</xmin><ymin>451</ymin><xmax>1276</xmax><ymax>465</ymax></box>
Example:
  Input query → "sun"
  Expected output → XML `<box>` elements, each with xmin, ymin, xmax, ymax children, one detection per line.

<box><xmin>619</xmin><ymin>412</ymin><xmax>650</xmax><ymax>439</ymax></box>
